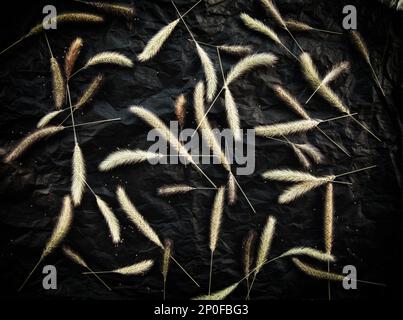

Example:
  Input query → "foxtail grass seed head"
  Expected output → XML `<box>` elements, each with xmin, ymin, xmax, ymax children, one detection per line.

<box><xmin>281</xmin><ymin>247</ymin><xmax>335</xmax><ymax>262</ymax></box>
<box><xmin>51</xmin><ymin>57</ymin><xmax>65</xmax><ymax>110</ymax></box>
<box><xmin>41</xmin><ymin>196</ymin><xmax>73</xmax><ymax>259</ymax></box>
<box><xmin>193</xmin><ymin>82</ymin><xmax>231</xmax><ymax>171</ymax></box>
<box><xmin>227</xmin><ymin>173</ymin><xmax>237</xmax><ymax>205</ymax></box>
<box><xmin>73</xmin><ymin>74</ymin><xmax>103</xmax><ymax>109</ymax></box>
<box><xmin>262</xmin><ymin>169</ymin><xmax>326</xmax><ymax>182</ymax></box>
<box><xmin>224</xmin><ymin>88</ymin><xmax>241</xmax><ymax>141</ymax></box>
<box><xmin>161</xmin><ymin>239</ymin><xmax>173</xmax><ymax>281</ymax></box>
<box><xmin>78</xmin><ymin>1</ymin><xmax>135</xmax><ymax>18</ymax></box>
<box><xmin>226</xmin><ymin>53</ymin><xmax>278</xmax><ymax>86</ymax></box>
<box><xmin>218</xmin><ymin>44</ymin><xmax>253</xmax><ymax>56</ymax></box>
<box><xmin>28</xmin><ymin>13</ymin><xmax>104</xmax><ymax>36</ymax></box>
<box><xmin>243</xmin><ymin>230</ymin><xmax>257</xmax><ymax>279</ymax></box>
<box><xmin>279</xmin><ymin>179</ymin><xmax>333</xmax><ymax>204</ymax></box>
<box><xmin>192</xmin><ymin>282</ymin><xmax>239</xmax><ymax>300</ymax></box>
<box><xmin>195</xmin><ymin>42</ymin><xmax>218</xmax><ymax>102</ymax></box>
<box><xmin>210</xmin><ymin>187</ymin><xmax>225</xmax><ymax>253</ymax></box>
<box><xmin>36</xmin><ymin>110</ymin><xmax>64</xmax><ymax>129</ymax></box>
<box><xmin>111</xmin><ymin>260</ymin><xmax>154</xmax><ymax>275</ymax></box>
<box><xmin>174</xmin><ymin>94</ymin><xmax>187</xmax><ymax>129</ymax></box>
<box><xmin>272</xmin><ymin>85</ymin><xmax>310</xmax><ymax>119</ymax></box>
<box><xmin>4</xmin><ymin>126</ymin><xmax>64</xmax><ymax>163</ymax></box>
<box><xmin>350</xmin><ymin>30</ymin><xmax>370</xmax><ymax>64</ymax></box>
<box><xmin>255</xmin><ymin>216</ymin><xmax>276</xmax><ymax>274</ymax></box>
<box><xmin>63</xmin><ymin>245</ymin><xmax>88</xmax><ymax>268</ymax></box>
<box><xmin>292</xmin><ymin>258</ymin><xmax>344</xmax><ymax>281</ymax></box>
<box><xmin>300</xmin><ymin>52</ymin><xmax>349</xmax><ymax>114</ymax></box>
<box><xmin>84</xmin><ymin>52</ymin><xmax>133</xmax><ymax>69</ymax></box>
<box><xmin>157</xmin><ymin>185</ymin><xmax>195</xmax><ymax>196</ymax></box>
<box><xmin>285</xmin><ymin>19</ymin><xmax>314</xmax><ymax>32</ymax></box>
<box><xmin>255</xmin><ymin>119</ymin><xmax>319</xmax><ymax>137</ymax></box>
<box><xmin>291</xmin><ymin>144</ymin><xmax>311</xmax><ymax>169</ymax></box>
<box><xmin>65</xmin><ymin>37</ymin><xmax>83</xmax><ymax>79</ymax></box>
<box><xmin>295</xmin><ymin>143</ymin><xmax>323</xmax><ymax>164</ymax></box>
<box><xmin>259</xmin><ymin>0</ymin><xmax>286</xmax><ymax>28</ymax></box>
<box><xmin>116</xmin><ymin>186</ymin><xmax>163</xmax><ymax>248</ymax></box>
<box><xmin>137</xmin><ymin>19</ymin><xmax>180</xmax><ymax>62</ymax></box>
<box><xmin>240</xmin><ymin>13</ymin><xmax>281</xmax><ymax>45</ymax></box>
<box><xmin>99</xmin><ymin>149</ymin><xmax>163</xmax><ymax>171</ymax></box>
<box><xmin>71</xmin><ymin>144</ymin><xmax>86</xmax><ymax>207</ymax></box>
<box><xmin>95</xmin><ymin>195</ymin><xmax>121</xmax><ymax>244</ymax></box>
<box><xmin>324</xmin><ymin>183</ymin><xmax>334</xmax><ymax>254</ymax></box>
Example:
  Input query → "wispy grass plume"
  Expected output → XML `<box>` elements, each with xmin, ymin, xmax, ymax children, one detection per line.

<box><xmin>292</xmin><ymin>258</ymin><xmax>344</xmax><ymax>281</ymax></box>
<box><xmin>285</xmin><ymin>19</ymin><xmax>343</xmax><ymax>35</ymax></box>
<box><xmin>227</xmin><ymin>173</ymin><xmax>237</xmax><ymax>205</ymax></box>
<box><xmin>71</xmin><ymin>144</ymin><xmax>86</xmax><ymax>207</ymax></box>
<box><xmin>74</xmin><ymin>0</ymin><xmax>135</xmax><ymax>18</ymax></box>
<box><xmin>224</xmin><ymin>88</ymin><xmax>241</xmax><ymax>141</ymax></box>
<box><xmin>4</xmin><ymin>126</ymin><xmax>64</xmax><ymax>163</ymax></box>
<box><xmin>193</xmin><ymin>282</ymin><xmax>239</xmax><ymax>300</ymax></box>
<box><xmin>295</xmin><ymin>143</ymin><xmax>323</xmax><ymax>164</ymax></box>
<box><xmin>280</xmin><ymin>247</ymin><xmax>335</xmax><ymax>262</ymax></box>
<box><xmin>95</xmin><ymin>195</ymin><xmax>121</xmax><ymax>244</ymax></box>
<box><xmin>99</xmin><ymin>149</ymin><xmax>163</xmax><ymax>171</ymax></box>
<box><xmin>117</xmin><ymin>186</ymin><xmax>163</xmax><ymax>248</ymax></box>
<box><xmin>65</xmin><ymin>38</ymin><xmax>83</xmax><ymax>80</ymax></box>
<box><xmin>161</xmin><ymin>239</ymin><xmax>173</xmax><ymax>300</ymax></box>
<box><xmin>158</xmin><ymin>185</ymin><xmax>195</xmax><ymax>196</ymax></box>
<box><xmin>324</xmin><ymin>183</ymin><xmax>334</xmax><ymax>254</ymax></box>
<box><xmin>243</xmin><ymin>230</ymin><xmax>256</xmax><ymax>294</ymax></box>
<box><xmin>255</xmin><ymin>119</ymin><xmax>320</xmax><ymax>137</ymax></box>
<box><xmin>196</xmin><ymin>43</ymin><xmax>218</xmax><ymax>102</ymax></box>
<box><xmin>73</xmin><ymin>74</ymin><xmax>104</xmax><ymax>109</ymax></box>
<box><xmin>86</xmin><ymin>260</ymin><xmax>155</xmax><ymax>275</ymax></box>
<box><xmin>174</xmin><ymin>94</ymin><xmax>187</xmax><ymax>130</ymax></box>
<box><xmin>279</xmin><ymin>180</ymin><xmax>332</xmax><ymax>204</ymax></box>
<box><xmin>291</xmin><ymin>144</ymin><xmax>311</xmax><ymax>169</ymax></box>
<box><xmin>137</xmin><ymin>19</ymin><xmax>180</xmax><ymax>62</ymax></box>
<box><xmin>262</xmin><ymin>169</ymin><xmax>329</xmax><ymax>182</ymax></box>
<box><xmin>51</xmin><ymin>57</ymin><xmax>65</xmax><ymax>110</ymax></box>
<box><xmin>273</xmin><ymin>85</ymin><xmax>310</xmax><ymax>119</ymax></box>
<box><xmin>84</xmin><ymin>52</ymin><xmax>133</xmax><ymax>68</ymax></box>
<box><xmin>37</xmin><ymin>110</ymin><xmax>64</xmax><ymax>128</ymax></box>
<box><xmin>218</xmin><ymin>44</ymin><xmax>253</xmax><ymax>56</ymax></box>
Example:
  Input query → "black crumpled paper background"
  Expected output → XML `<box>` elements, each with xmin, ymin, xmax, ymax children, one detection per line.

<box><xmin>0</xmin><ymin>0</ymin><xmax>402</xmax><ymax>300</ymax></box>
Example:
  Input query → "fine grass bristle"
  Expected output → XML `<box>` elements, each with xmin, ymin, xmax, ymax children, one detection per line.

<box><xmin>255</xmin><ymin>119</ymin><xmax>320</xmax><ymax>137</ymax></box>
<box><xmin>292</xmin><ymin>258</ymin><xmax>344</xmax><ymax>281</ymax></box>
<box><xmin>116</xmin><ymin>186</ymin><xmax>163</xmax><ymax>248</ymax></box>
<box><xmin>65</xmin><ymin>38</ymin><xmax>83</xmax><ymax>79</ymax></box>
<box><xmin>192</xmin><ymin>282</ymin><xmax>239</xmax><ymax>300</ymax></box>
<box><xmin>137</xmin><ymin>19</ymin><xmax>180</xmax><ymax>62</ymax></box>
<box><xmin>99</xmin><ymin>149</ymin><xmax>163</xmax><ymax>171</ymax></box>
<box><xmin>73</xmin><ymin>74</ymin><xmax>104</xmax><ymax>109</ymax></box>
<box><xmin>195</xmin><ymin>42</ymin><xmax>218</xmax><ymax>102</ymax></box>
<box><xmin>71</xmin><ymin>144</ymin><xmax>86</xmax><ymax>207</ymax></box>
<box><xmin>4</xmin><ymin>126</ymin><xmax>64</xmax><ymax>163</ymax></box>
<box><xmin>84</xmin><ymin>52</ymin><xmax>133</xmax><ymax>68</ymax></box>
<box><xmin>50</xmin><ymin>57</ymin><xmax>65</xmax><ymax>110</ymax></box>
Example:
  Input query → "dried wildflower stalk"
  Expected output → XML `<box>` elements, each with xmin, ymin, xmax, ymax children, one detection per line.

<box><xmin>4</xmin><ymin>126</ymin><xmax>64</xmax><ymax>163</ymax></box>
<box><xmin>18</xmin><ymin>195</ymin><xmax>73</xmax><ymax>291</ymax></box>
<box><xmin>138</xmin><ymin>19</ymin><xmax>180</xmax><ymax>62</ymax></box>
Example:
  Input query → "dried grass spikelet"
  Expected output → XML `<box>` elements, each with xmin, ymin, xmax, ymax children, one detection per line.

<box><xmin>224</xmin><ymin>88</ymin><xmax>241</xmax><ymax>141</ymax></box>
<box><xmin>243</xmin><ymin>230</ymin><xmax>257</xmax><ymax>283</ymax></box>
<box><xmin>51</xmin><ymin>57</ymin><xmax>65</xmax><ymax>110</ymax></box>
<box><xmin>95</xmin><ymin>195</ymin><xmax>121</xmax><ymax>244</ymax></box>
<box><xmin>194</xmin><ymin>82</ymin><xmax>231</xmax><ymax>171</ymax></box>
<box><xmin>41</xmin><ymin>196</ymin><xmax>73</xmax><ymax>259</ymax></box>
<box><xmin>63</xmin><ymin>245</ymin><xmax>88</xmax><ymax>268</ymax></box>
<box><xmin>76</xmin><ymin>1</ymin><xmax>135</xmax><ymax>18</ymax></box>
<box><xmin>279</xmin><ymin>179</ymin><xmax>334</xmax><ymax>204</ymax></box>
<box><xmin>65</xmin><ymin>37</ymin><xmax>83</xmax><ymax>79</ymax></box>
<box><xmin>28</xmin><ymin>13</ymin><xmax>104</xmax><ymax>36</ymax></box>
<box><xmin>108</xmin><ymin>260</ymin><xmax>154</xmax><ymax>275</ymax></box>
<box><xmin>210</xmin><ymin>187</ymin><xmax>225</xmax><ymax>253</ymax></box>
<box><xmin>295</xmin><ymin>143</ymin><xmax>323</xmax><ymax>164</ymax></box>
<box><xmin>4</xmin><ymin>126</ymin><xmax>64</xmax><ymax>163</ymax></box>
<box><xmin>116</xmin><ymin>186</ymin><xmax>163</xmax><ymax>248</ymax></box>
<box><xmin>71</xmin><ymin>144</ymin><xmax>86</xmax><ymax>207</ymax></box>
<box><xmin>285</xmin><ymin>19</ymin><xmax>314</xmax><ymax>32</ymax></box>
<box><xmin>161</xmin><ymin>239</ymin><xmax>173</xmax><ymax>282</ymax></box>
<box><xmin>36</xmin><ymin>110</ymin><xmax>64</xmax><ymax>129</ymax></box>
<box><xmin>324</xmin><ymin>183</ymin><xmax>334</xmax><ymax>254</ymax></box>
<box><xmin>280</xmin><ymin>247</ymin><xmax>335</xmax><ymax>262</ymax></box>
<box><xmin>137</xmin><ymin>19</ymin><xmax>180</xmax><ymax>62</ymax></box>
<box><xmin>99</xmin><ymin>149</ymin><xmax>163</xmax><ymax>171</ymax></box>
<box><xmin>218</xmin><ymin>44</ymin><xmax>253</xmax><ymax>56</ymax></box>
<box><xmin>195</xmin><ymin>42</ymin><xmax>218</xmax><ymax>102</ymax></box>
<box><xmin>350</xmin><ymin>31</ymin><xmax>371</xmax><ymax>65</ymax></box>
<box><xmin>261</xmin><ymin>169</ymin><xmax>327</xmax><ymax>182</ymax></box>
<box><xmin>300</xmin><ymin>53</ymin><xmax>349</xmax><ymax>114</ymax></box>
<box><xmin>255</xmin><ymin>216</ymin><xmax>276</xmax><ymax>274</ymax></box>
<box><xmin>226</xmin><ymin>53</ymin><xmax>278</xmax><ymax>86</ymax></box>
<box><xmin>174</xmin><ymin>94</ymin><xmax>186</xmax><ymax>129</ymax></box>
<box><xmin>259</xmin><ymin>0</ymin><xmax>286</xmax><ymax>28</ymax></box>
<box><xmin>291</xmin><ymin>144</ymin><xmax>311</xmax><ymax>169</ymax></box>
<box><xmin>255</xmin><ymin>119</ymin><xmax>320</xmax><ymax>137</ymax></box>
<box><xmin>192</xmin><ymin>282</ymin><xmax>239</xmax><ymax>300</ymax></box>
<box><xmin>73</xmin><ymin>74</ymin><xmax>104</xmax><ymax>109</ymax></box>
<box><xmin>240</xmin><ymin>13</ymin><xmax>281</xmax><ymax>46</ymax></box>
<box><xmin>84</xmin><ymin>52</ymin><xmax>133</xmax><ymax>69</ymax></box>
<box><xmin>158</xmin><ymin>184</ymin><xmax>195</xmax><ymax>196</ymax></box>
<box><xmin>292</xmin><ymin>258</ymin><xmax>344</xmax><ymax>281</ymax></box>
<box><xmin>227</xmin><ymin>172</ymin><xmax>237</xmax><ymax>205</ymax></box>
<box><xmin>272</xmin><ymin>85</ymin><xmax>310</xmax><ymax>119</ymax></box>
<box><xmin>129</xmin><ymin>106</ymin><xmax>195</xmax><ymax>166</ymax></box>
